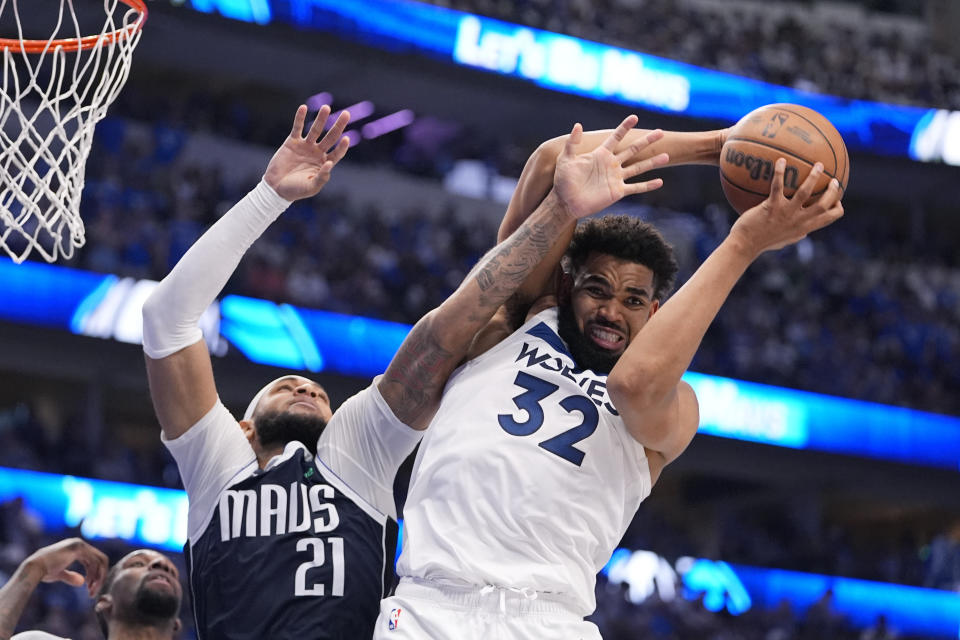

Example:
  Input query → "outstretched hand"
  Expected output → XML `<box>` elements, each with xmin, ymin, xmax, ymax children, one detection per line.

<box><xmin>731</xmin><ymin>158</ymin><xmax>844</xmax><ymax>257</ymax></box>
<box><xmin>23</xmin><ymin>538</ymin><xmax>109</xmax><ymax>598</ymax></box>
<box><xmin>263</xmin><ymin>105</ymin><xmax>351</xmax><ymax>201</ymax></box>
<box><xmin>551</xmin><ymin>115</ymin><xmax>670</xmax><ymax>219</ymax></box>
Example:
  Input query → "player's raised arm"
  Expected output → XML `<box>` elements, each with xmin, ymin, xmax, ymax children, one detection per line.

<box><xmin>0</xmin><ymin>539</ymin><xmax>108</xmax><ymax>640</ymax></box>
<box><xmin>496</xmin><ymin>125</ymin><xmax>729</xmax><ymax>318</ymax></box>
<box><xmin>608</xmin><ymin>159</ymin><xmax>845</xmax><ymax>467</ymax></box>
<box><xmin>142</xmin><ymin>105</ymin><xmax>350</xmax><ymax>440</ymax></box>
<box><xmin>379</xmin><ymin>116</ymin><xmax>666</xmax><ymax>430</ymax></box>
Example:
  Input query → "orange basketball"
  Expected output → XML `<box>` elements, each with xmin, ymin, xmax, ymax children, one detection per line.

<box><xmin>719</xmin><ymin>103</ymin><xmax>850</xmax><ymax>214</ymax></box>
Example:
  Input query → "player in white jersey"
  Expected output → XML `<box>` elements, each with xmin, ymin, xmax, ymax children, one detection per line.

<box><xmin>142</xmin><ymin>104</ymin><xmax>674</xmax><ymax>638</ymax></box>
<box><xmin>375</xmin><ymin>127</ymin><xmax>846</xmax><ymax>638</ymax></box>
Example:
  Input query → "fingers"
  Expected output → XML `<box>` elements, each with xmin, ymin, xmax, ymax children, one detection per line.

<box><xmin>312</xmin><ymin>160</ymin><xmax>335</xmax><ymax>187</ymax></box>
<box><xmin>616</xmin><ymin>128</ymin><xmax>664</xmax><ymax>164</ymax></box>
<box><xmin>623</xmin><ymin>152</ymin><xmax>669</xmax><ymax>180</ymax></box>
<box><xmin>793</xmin><ymin>161</ymin><xmax>823</xmax><ymax>204</ymax></box>
<box><xmin>810</xmin><ymin>177</ymin><xmax>842</xmax><ymax>211</ymax></box>
<box><xmin>327</xmin><ymin>136</ymin><xmax>351</xmax><ymax>166</ymax></box>
<box><xmin>601</xmin><ymin>115</ymin><xmax>640</xmax><ymax>153</ymax></box>
<box><xmin>290</xmin><ymin>105</ymin><xmax>308</xmax><ymax>139</ymax></box>
<box><xmin>80</xmin><ymin>545</ymin><xmax>109</xmax><ymax>596</ymax></box>
<box><xmin>807</xmin><ymin>201</ymin><xmax>844</xmax><ymax>233</ymax></box>
<box><xmin>625</xmin><ymin>177</ymin><xmax>664</xmax><ymax>196</ymax></box>
<box><xmin>562</xmin><ymin>123</ymin><xmax>584</xmax><ymax>158</ymax></box>
<box><xmin>319</xmin><ymin>109</ymin><xmax>351</xmax><ymax>150</ymax></box>
<box><xmin>56</xmin><ymin>569</ymin><xmax>86</xmax><ymax>587</ymax></box>
<box><xmin>769</xmin><ymin>158</ymin><xmax>786</xmax><ymax>202</ymax></box>
<box><xmin>305</xmin><ymin>105</ymin><xmax>332</xmax><ymax>143</ymax></box>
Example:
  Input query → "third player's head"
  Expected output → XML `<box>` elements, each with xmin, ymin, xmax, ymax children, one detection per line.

<box><xmin>241</xmin><ymin>375</ymin><xmax>333</xmax><ymax>455</ymax></box>
<box><xmin>94</xmin><ymin>549</ymin><xmax>182</xmax><ymax>637</ymax></box>
<box><xmin>558</xmin><ymin>215</ymin><xmax>678</xmax><ymax>374</ymax></box>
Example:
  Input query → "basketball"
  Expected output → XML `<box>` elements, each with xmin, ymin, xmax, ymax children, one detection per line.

<box><xmin>719</xmin><ymin>103</ymin><xmax>850</xmax><ymax>214</ymax></box>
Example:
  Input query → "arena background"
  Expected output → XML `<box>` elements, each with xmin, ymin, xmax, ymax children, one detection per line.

<box><xmin>1</xmin><ymin>0</ymin><xmax>959</xmax><ymax>637</ymax></box>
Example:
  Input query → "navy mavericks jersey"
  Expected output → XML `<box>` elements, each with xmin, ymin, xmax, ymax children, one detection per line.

<box><xmin>184</xmin><ymin>447</ymin><xmax>397</xmax><ymax>639</ymax></box>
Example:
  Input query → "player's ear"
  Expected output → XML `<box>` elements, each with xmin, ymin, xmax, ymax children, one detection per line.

<box><xmin>239</xmin><ymin>419</ymin><xmax>255</xmax><ymax>443</ymax></box>
<box><xmin>95</xmin><ymin>594</ymin><xmax>113</xmax><ymax>618</ymax></box>
<box><xmin>174</xmin><ymin>617</ymin><xmax>183</xmax><ymax>633</ymax></box>
<box><xmin>648</xmin><ymin>299</ymin><xmax>660</xmax><ymax>318</ymax></box>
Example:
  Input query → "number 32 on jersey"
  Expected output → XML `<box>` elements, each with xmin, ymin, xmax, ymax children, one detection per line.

<box><xmin>497</xmin><ymin>371</ymin><xmax>600</xmax><ymax>466</ymax></box>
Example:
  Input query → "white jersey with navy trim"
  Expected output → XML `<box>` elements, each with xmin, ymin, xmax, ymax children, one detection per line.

<box><xmin>396</xmin><ymin>307</ymin><xmax>652</xmax><ymax>616</ymax></box>
<box><xmin>163</xmin><ymin>380</ymin><xmax>421</xmax><ymax>639</ymax></box>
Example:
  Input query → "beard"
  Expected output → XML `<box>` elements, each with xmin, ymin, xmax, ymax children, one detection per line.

<box><xmin>133</xmin><ymin>583</ymin><xmax>181</xmax><ymax>621</ymax></box>
<box><xmin>556</xmin><ymin>302</ymin><xmax>623</xmax><ymax>375</ymax></box>
<box><xmin>255</xmin><ymin>410</ymin><xmax>328</xmax><ymax>454</ymax></box>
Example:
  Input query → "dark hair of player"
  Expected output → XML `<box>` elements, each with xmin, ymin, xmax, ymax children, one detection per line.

<box><xmin>565</xmin><ymin>215</ymin><xmax>679</xmax><ymax>301</ymax></box>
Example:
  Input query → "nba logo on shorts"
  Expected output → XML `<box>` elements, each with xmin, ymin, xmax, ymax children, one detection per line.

<box><xmin>388</xmin><ymin>608</ymin><xmax>402</xmax><ymax>631</ymax></box>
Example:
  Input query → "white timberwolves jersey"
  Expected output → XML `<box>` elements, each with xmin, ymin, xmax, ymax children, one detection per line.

<box><xmin>398</xmin><ymin>307</ymin><xmax>652</xmax><ymax>615</ymax></box>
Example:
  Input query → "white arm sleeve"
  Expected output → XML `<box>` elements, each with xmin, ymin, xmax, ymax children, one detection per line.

<box><xmin>161</xmin><ymin>401</ymin><xmax>257</xmax><ymax>544</ymax></box>
<box><xmin>141</xmin><ymin>180</ymin><xmax>290</xmax><ymax>359</ymax></box>
<box><xmin>317</xmin><ymin>377</ymin><xmax>422</xmax><ymax>521</ymax></box>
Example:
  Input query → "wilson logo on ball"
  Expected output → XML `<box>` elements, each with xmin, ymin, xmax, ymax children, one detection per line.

<box><xmin>724</xmin><ymin>148</ymin><xmax>800</xmax><ymax>189</ymax></box>
<box><xmin>719</xmin><ymin>103</ymin><xmax>850</xmax><ymax>214</ymax></box>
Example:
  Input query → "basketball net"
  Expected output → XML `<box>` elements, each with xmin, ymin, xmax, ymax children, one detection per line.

<box><xmin>0</xmin><ymin>0</ymin><xmax>147</xmax><ymax>264</ymax></box>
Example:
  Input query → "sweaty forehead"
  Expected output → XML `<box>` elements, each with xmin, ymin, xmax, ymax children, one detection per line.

<box><xmin>576</xmin><ymin>253</ymin><xmax>655</xmax><ymax>291</ymax></box>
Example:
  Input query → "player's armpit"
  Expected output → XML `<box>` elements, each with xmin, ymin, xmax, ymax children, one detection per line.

<box><xmin>615</xmin><ymin>380</ymin><xmax>699</xmax><ymax>466</ymax></box>
<box><xmin>145</xmin><ymin>340</ymin><xmax>219</xmax><ymax>440</ymax></box>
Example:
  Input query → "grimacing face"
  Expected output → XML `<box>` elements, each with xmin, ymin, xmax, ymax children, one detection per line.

<box><xmin>560</xmin><ymin>252</ymin><xmax>659</xmax><ymax>371</ymax></box>
<box><xmin>255</xmin><ymin>376</ymin><xmax>333</xmax><ymax>423</ymax></box>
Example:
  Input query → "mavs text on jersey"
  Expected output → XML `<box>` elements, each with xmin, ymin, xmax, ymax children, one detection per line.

<box><xmin>164</xmin><ymin>382</ymin><xmax>420</xmax><ymax>639</ymax></box>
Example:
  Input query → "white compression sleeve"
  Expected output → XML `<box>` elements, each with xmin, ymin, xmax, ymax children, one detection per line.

<box><xmin>141</xmin><ymin>179</ymin><xmax>290</xmax><ymax>359</ymax></box>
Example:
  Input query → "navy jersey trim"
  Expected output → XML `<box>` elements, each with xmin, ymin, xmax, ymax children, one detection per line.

<box><xmin>526</xmin><ymin>321</ymin><xmax>573</xmax><ymax>360</ymax></box>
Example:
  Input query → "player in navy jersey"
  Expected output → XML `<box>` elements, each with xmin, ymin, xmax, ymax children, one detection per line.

<box><xmin>0</xmin><ymin>538</ymin><xmax>182</xmax><ymax>640</ymax></box>
<box><xmin>375</xmin><ymin>127</ymin><xmax>846</xmax><ymax>638</ymax></box>
<box><xmin>140</xmin><ymin>105</ymin><xmax>672</xmax><ymax>639</ymax></box>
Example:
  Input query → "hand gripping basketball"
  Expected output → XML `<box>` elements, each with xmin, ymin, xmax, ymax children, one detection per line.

<box><xmin>730</xmin><ymin>158</ymin><xmax>844</xmax><ymax>256</ymax></box>
<box><xmin>551</xmin><ymin>115</ymin><xmax>670</xmax><ymax>219</ymax></box>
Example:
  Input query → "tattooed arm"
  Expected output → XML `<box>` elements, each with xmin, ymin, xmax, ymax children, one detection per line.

<box><xmin>378</xmin><ymin>116</ymin><xmax>667</xmax><ymax>429</ymax></box>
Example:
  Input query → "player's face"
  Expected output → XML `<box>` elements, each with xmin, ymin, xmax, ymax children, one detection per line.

<box><xmin>109</xmin><ymin>550</ymin><xmax>182</xmax><ymax>622</ymax></box>
<box><xmin>559</xmin><ymin>253</ymin><xmax>658</xmax><ymax>372</ymax></box>
<box><xmin>258</xmin><ymin>376</ymin><xmax>333</xmax><ymax>423</ymax></box>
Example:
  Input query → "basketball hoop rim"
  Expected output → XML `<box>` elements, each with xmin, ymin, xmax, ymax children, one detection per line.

<box><xmin>0</xmin><ymin>0</ymin><xmax>148</xmax><ymax>53</ymax></box>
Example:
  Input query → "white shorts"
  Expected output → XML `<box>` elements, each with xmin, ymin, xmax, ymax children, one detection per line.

<box><xmin>372</xmin><ymin>578</ymin><xmax>602</xmax><ymax>640</ymax></box>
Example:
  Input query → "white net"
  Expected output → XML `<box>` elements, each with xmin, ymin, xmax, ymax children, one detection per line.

<box><xmin>0</xmin><ymin>0</ymin><xmax>145</xmax><ymax>263</ymax></box>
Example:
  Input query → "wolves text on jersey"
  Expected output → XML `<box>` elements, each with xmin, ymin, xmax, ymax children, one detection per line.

<box><xmin>218</xmin><ymin>482</ymin><xmax>340</xmax><ymax>541</ymax></box>
<box><xmin>514</xmin><ymin>341</ymin><xmax>619</xmax><ymax>417</ymax></box>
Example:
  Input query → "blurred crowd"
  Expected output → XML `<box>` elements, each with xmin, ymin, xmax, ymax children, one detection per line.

<box><xmin>590</xmin><ymin>574</ymin><xmax>915</xmax><ymax>640</ymax></box>
<box><xmin>2</xmin><ymin>492</ymin><xmax>955</xmax><ymax>639</ymax></box>
<box><xmin>3</xmin><ymin>1</ymin><xmax>960</xmax><ymax>638</ymax></box>
<box><xmin>58</xmin><ymin>115</ymin><xmax>960</xmax><ymax>417</ymax></box>
<box><xmin>423</xmin><ymin>0</ymin><xmax>960</xmax><ymax>110</ymax></box>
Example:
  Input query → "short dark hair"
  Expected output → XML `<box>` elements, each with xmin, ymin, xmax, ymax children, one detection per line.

<box><xmin>565</xmin><ymin>215</ymin><xmax>678</xmax><ymax>301</ymax></box>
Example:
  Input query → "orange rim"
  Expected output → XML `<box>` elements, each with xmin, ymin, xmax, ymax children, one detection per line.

<box><xmin>0</xmin><ymin>0</ymin><xmax>147</xmax><ymax>53</ymax></box>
